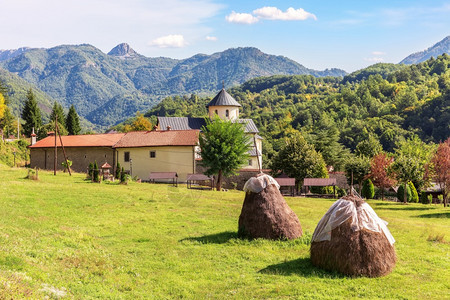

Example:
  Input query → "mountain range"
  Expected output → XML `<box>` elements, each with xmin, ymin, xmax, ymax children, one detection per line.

<box><xmin>0</xmin><ymin>44</ymin><xmax>346</xmax><ymax>127</ymax></box>
<box><xmin>1</xmin><ymin>36</ymin><xmax>449</xmax><ymax>129</ymax></box>
<box><xmin>400</xmin><ymin>35</ymin><xmax>450</xmax><ymax>64</ymax></box>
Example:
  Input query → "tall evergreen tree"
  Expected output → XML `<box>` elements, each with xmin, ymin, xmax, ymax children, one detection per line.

<box><xmin>50</xmin><ymin>102</ymin><xmax>66</xmax><ymax>129</ymax></box>
<box><xmin>21</xmin><ymin>89</ymin><xmax>42</xmax><ymax>136</ymax></box>
<box><xmin>66</xmin><ymin>104</ymin><xmax>81</xmax><ymax>135</ymax></box>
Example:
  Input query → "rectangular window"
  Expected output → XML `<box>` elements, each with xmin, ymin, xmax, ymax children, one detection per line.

<box><xmin>150</xmin><ymin>151</ymin><xmax>156</xmax><ymax>158</ymax></box>
<box><xmin>248</xmin><ymin>159</ymin><xmax>253</xmax><ymax>166</ymax></box>
<box><xmin>124</xmin><ymin>151</ymin><xmax>130</xmax><ymax>162</ymax></box>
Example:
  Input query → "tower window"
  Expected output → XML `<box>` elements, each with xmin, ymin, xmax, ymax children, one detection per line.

<box><xmin>215</xmin><ymin>109</ymin><xmax>218</xmax><ymax>115</ymax></box>
<box><xmin>226</xmin><ymin>109</ymin><xmax>229</xmax><ymax>117</ymax></box>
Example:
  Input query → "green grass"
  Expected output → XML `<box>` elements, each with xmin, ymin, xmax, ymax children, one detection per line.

<box><xmin>0</xmin><ymin>165</ymin><xmax>449</xmax><ymax>299</ymax></box>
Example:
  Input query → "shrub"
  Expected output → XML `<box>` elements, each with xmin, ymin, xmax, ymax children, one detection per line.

<box><xmin>120</xmin><ymin>167</ymin><xmax>127</xmax><ymax>183</ymax></box>
<box><xmin>115</xmin><ymin>162</ymin><xmax>121</xmax><ymax>179</ymax></box>
<box><xmin>408</xmin><ymin>181</ymin><xmax>419</xmax><ymax>203</ymax></box>
<box><xmin>93</xmin><ymin>161</ymin><xmax>99</xmax><ymax>182</ymax></box>
<box><xmin>420</xmin><ymin>192</ymin><xmax>432</xmax><ymax>204</ymax></box>
<box><xmin>397</xmin><ymin>183</ymin><xmax>412</xmax><ymax>202</ymax></box>
<box><xmin>362</xmin><ymin>179</ymin><xmax>375</xmax><ymax>199</ymax></box>
<box><xmin>336</xmin><ymin>187</ymin><xmax>347</xmax><ymax>197</ymax></box>
<box><xmin>88</xmin><ymin>163</ymin><xmax>94</xmax><ymax>178</ymax></box>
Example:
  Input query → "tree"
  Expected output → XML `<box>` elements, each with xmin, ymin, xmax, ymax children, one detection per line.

<box><xmin>361</xmin><ymin>179</ymin><xmax>375</xmax><ymax>199</ymax></box>
<box><xmin>369</xmin><ymin>153</ymin><xmax>396</xmax><ymax>200</ymax></box>
<box><xmin>21</xmin><ymin>89</ymin><xmax>42</xmax><ymax>136</ymax></box>
<box><xmin>50</xmin><ymin>102</ymin><xmax>66</xmax><ymax>130</ymax></box>
<box><xmin>93</xmin><ymin>161</ymin><xmax>99</xmax><ymax>182</ymax></box>
<box><xmin>37</xmin><ymin>121</ymin><xmax>68</xmax><ymax>140</ymax></box>
<box><xmin>355</xmin><ymin>134</ymin><xmax>382</xmax><ymax>158</ymax></box>
<box><xmin>0</xmin><ymin>93</ymin><xmax>6</xmax><ymax>119</ymax></box>
<box><xmin>391</xmin><ymin>155</ymin><xmax>422</xmax><ymax>203</ymax></box>
<box><xmin>199</xmin><ymin>116</ymin><xmax>250</xmax><ymax>191</ymax></box>
<box><xmin>66</xmin><ymin>105</ymin><xmax>81</xmax><ymax>135</ymax></box>
<box><xmin>271</xmin><ymin>132</ymin><xmax>328</xmax><ymax>191</ymax></box>
<box><xmin>115</xmin><ymin>161</ymin><xmax>121</xmax><ymax>179</ymax></box>
<box><xmin>129</xmin><ymin>112</ymin><xmax>152</xmax><ymax>131</ymax></box>
<box><xmin>397</xmin><ymin>183</ymin><xmax>412</xmax><ymax>203</ymax></box>
<box><xmin>431</xmin><ymin>138</ymin><xmax>450</xmax><ymax>207</ymax></box>
<box><xmin>344</xmin><ymin>155</ymin><xmax>370</xmax><ymax>195</ymax></box>
<box><xmin>408</xmin><ymin>181</ymin><xmax>419</xmax><ymax>203</ymax></box>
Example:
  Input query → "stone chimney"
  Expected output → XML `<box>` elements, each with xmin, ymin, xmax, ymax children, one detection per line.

<box><xmin>31</xmin><ymin>127</ymin><xmax>37</xmax><ymax>145</ymax></box>
<box><xmin>166</xmin><ymin>125</ymin><xmax>171</xmax><ymax>131</ymax></box>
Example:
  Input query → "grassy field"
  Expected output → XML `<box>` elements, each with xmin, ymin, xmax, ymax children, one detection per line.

<box><xmin>0</xmin><ymin>165</ymin><xmax>449</xmax><ymax>299</ymax></box>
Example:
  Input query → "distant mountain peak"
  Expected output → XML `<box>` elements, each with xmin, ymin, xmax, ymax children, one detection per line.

<box><xmin>400</xmin><ymin>35</ymin><xmax>450</xmax><ymax>64</ymax></box>
<box><xmin>107</xmin><ymin>43</ymin><xmax>139</xmax><ymax>58</ymax></box>
<box><xmin>0</xmin><ymin>47</ymin><xmax>31</xmax><ymax>62</ymax></box>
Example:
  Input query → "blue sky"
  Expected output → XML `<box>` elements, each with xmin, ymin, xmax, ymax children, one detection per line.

<box><xmin>1</xmin><ymin>0</ymin><xmax>449</xmax><ymax>72</ymax></box>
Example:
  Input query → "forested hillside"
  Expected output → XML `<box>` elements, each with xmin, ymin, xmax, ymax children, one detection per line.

<box><xmin>0</xmin><ymin>44</ymin><xmax>346</xmax><ymax>126</ymax></box>
<box><xmin>142</xmin><ymin>54</ymin><xmax>450</xmax><ymax>169</ymax></box>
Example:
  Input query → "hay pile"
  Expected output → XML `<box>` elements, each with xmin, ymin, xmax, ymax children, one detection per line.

<box><xmin>310</xmin><ymin>195</ymin><xmax>396</xmax><ymax>277</ymax></box>
<box><xmin>238</xmin><ymin>174</ymin><xmax>302</xmax><ymax>240</ymax></box>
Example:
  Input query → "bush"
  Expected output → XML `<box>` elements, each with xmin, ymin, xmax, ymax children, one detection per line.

<box><xmin>362</xmin><ymin>179</ymin><xmax>375</xmax><ymax>199</ymax></box>
<box><xmin>420</xmin><ymin>192</ymin><xmax>432</xmax><ymax>204</ymax></box>
<box><xmin>93</xmin><ymin>161</ymin><xmax>99</xmax><ymax>182</ymax></box>
<box><xmin>397</xmin><ymin>183</ymin><xmax>412</xmax><ymax>202</ymax></box>
<box><xmin>437</xmin><ymin>195</ymin><xmax>443</xmax><ymax>204</ymax></box>
<box><xmin>336</xmin><ymin>187</ymin><xmax>347</xmax><ymax>197</ymax></box>
<box><xmin>115</xmin><ymin>162</ymin><xmax>121</xmax><ymax>179</ymax></box>
<box><xmin>408</xmin><ymin>181</ymin><xmax>419</xmax><ymax>203</ymax></box>
<box><xmin>120</xmin><ymin>167</ymin><xmax>127</xmax><ymax>183</ymax></box>
<box><xmin>88</xmin><ymin>163</ymin><xmax>94</xmax><ymax>178</ymax></box>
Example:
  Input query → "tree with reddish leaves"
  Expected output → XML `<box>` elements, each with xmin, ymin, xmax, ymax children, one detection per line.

<box><xmin>369</xmin><ymin>153</ymin><xmax>396</xmax><ymax>200</ymax></box>
<box><xmin>431</xmin><ymin>138</ymin><xmax>450</xmax><ymax>207</ymax></box>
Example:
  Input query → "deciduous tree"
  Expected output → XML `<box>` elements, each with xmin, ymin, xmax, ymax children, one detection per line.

<box><xmin>199</xmin><ymin>116</ymin><xmax>250</xmax><ymax>191</ymax></box>
<box><xmin>344</xmin><ymin>155</ymin><xmax>370</xmax><ymax>195</ymax></box>
<box><xmin>271</xmin><ymin>132</ymin><xmax>328</xmax><ymax>191</ymax></box>
<box><xmin>369</xmin><ymin>153</ymin><xmax>396</xmax><ymax>200</ymax></box>
<box><xmin>431</xmin><ymin>138</ymin><xmax>450</xmax><ymax>207</ymax></box>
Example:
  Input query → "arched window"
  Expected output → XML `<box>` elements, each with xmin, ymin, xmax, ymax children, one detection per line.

<box><xmin>226</xmin><ymin>109</ymin><xmax>229</xmax><ymax>118</ymax></box>
<box><xmin>215</xmin><ymin>109</ymin><xmax>218</xmax><ymax>115</ymax></box>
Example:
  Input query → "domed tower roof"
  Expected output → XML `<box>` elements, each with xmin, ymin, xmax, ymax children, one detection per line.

<box><xmin>206</xmin><ymin>88</ymin><xmax>241</xmax><ymax>108</ymax></box>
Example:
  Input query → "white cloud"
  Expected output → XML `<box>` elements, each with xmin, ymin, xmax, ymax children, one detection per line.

<box><xmin>149</xmin><ymin>35</ymin><xmax>187</xmax><ymax>48</ymax></box>
<box><xmin>225</xmin><ymin>11</ymin><xmax>259</xmax><ymax>24</ymax></box>
<box><xmin>372</xmin><ymin>51</ymin><xmax>386</xmax><ymax>56</ymax></box>
<box><xmin>206</xmin><ymin>36</ymin><xmax>218</xmax><ymax>41</ymax></box>
<box><xmin>253</xmin><ymin>7</ymin><xmax>317</xmax><ymax>21</ymax></box>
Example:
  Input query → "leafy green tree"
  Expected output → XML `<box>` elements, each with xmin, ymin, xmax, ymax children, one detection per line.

<box><xmin>66</xmin><ymin>105</ymin><xmax>81</xmax><ymax>135</ymax></box>
<box><xmin>355</xmin><ymin>134</ymin><xmax>383</xmax><ymax>158</ymax></box>
<box><xmin>21</xmin><ymin>89</ymin><xmax>42</xmax><ymax>136</ymax></box>
<box><xmin>199</xmin><ymin>116</ymin><xmax>250</xmax><ymax>191</ymax></box>
<box><xmin>120</xmin><ymin>167</ymin><xmax>127</xmax><ymax>183</ymax></box>
<box><xmin>391</xmin><ymin>155</ymin><xmax>422</xmax><ymax>203</ymax></box>
<box><xmin>362</xmin><ymin>179</ymin><xmax>375</xmax><ymax>199</ymax></box>
<box><xmin>50</xmin><ymin>102</ymin><xmax>66</xmax><ymax>130</ymax></box>
<box><xmin>271</xmin><ymin>132</ymin><xmax>328</xmax><ymax>190</ymax></box>
<box><xmin>0</xmin><ymin>93</ymin><xmax>6</xmax><ymax>119</ymax></box>
<box><xmin>344</xmin><ymin>155</ymin><xmax>370</xmax><ymax>195</ymax></box>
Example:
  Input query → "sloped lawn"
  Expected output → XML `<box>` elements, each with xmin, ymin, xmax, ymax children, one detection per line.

<box><xmin>0</xmin><ymin>165</ymin><xmax>448</xmax><ymax>299</ymax></box>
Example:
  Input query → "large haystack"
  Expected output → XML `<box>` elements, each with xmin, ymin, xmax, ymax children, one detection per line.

<box><xmin>238</xmin><ymin>174</ymin><xmax>302</xmax><ymax>240</ymax></box>
<box><xmin>310</xmin><ymin>195</ymin><xmax>396</xmax><ymax>277</ymax></box>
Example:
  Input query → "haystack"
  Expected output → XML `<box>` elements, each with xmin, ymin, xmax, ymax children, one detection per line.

<box><xmin>310</xmin><ymin>195</ymin><xmax>396</xmax><ymax>277</ymax></box>
<box><xmin>238</xmin><ymin>174</ymin><xmax>302</xmax><ymax>240</ymax></box>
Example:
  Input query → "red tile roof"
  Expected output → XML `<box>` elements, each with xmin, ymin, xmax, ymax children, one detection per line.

<box><xmin>29</xmin><ymin>133</ymin><xmax>125</xmax><ymax>148</ymax></box>
<box><xmin>113</xmin><ymin>130</ymin><xmax>199</xmax><ymax>148</ymax></box>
